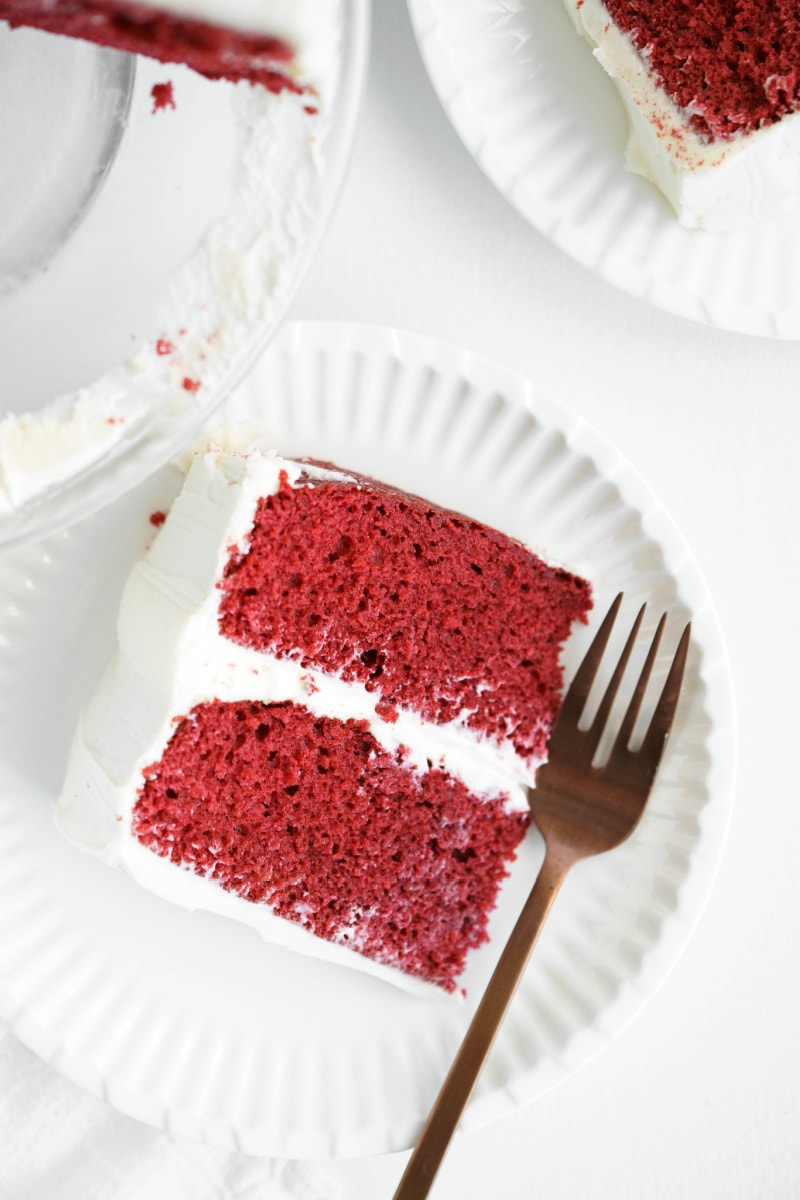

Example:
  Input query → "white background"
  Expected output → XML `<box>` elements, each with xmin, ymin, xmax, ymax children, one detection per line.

<box><xmin>4</xmin><ymin>2</ymin><xmax>800</xmax><ymax>1197</ymax></box>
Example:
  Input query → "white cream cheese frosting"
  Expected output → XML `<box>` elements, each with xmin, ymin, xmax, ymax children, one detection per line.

<box><xmin>0</xmin><ymin>388</ymin><xmax>151</xmax><ymax>512</ymax></box>
<box><xmin>564</xmin><ymin>0</ymin><xmax>800</xmax><ymax>231</ymax></box>
<box><xmin>59</xmin><ymin>447</ymin><xmax>532</xmax><ymax>996</ymax></box>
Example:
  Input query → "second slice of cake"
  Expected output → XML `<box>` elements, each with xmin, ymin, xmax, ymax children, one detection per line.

<box><xmin>565</xmin><ymin>0</ymin><xmax>800</xmax><ymax>230</ymax></box>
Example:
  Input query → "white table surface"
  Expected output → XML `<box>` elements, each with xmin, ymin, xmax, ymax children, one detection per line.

<box><xmin>5</xmin><ymin>4</ymin><xmax>800</xmax><ymax>1198</ymax></box>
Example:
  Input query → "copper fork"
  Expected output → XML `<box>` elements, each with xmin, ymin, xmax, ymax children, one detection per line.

<box><xmin>393</xmin><ymin>593</ymin><xmax>691</xmax><ymax>1200</ymax></box>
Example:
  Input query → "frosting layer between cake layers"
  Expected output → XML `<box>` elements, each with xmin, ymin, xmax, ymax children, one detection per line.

<box><xmin>59</xmin><ymin>448</ymin><xmax>591</xmax><ymax>994</ymax></box>
<box><xmin>564</xmin><ymin>0</ymin><xmax>800</xmax><ymax>230</ymax></box>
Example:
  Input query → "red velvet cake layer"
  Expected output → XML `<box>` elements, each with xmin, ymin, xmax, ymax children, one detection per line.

<box><xmin>219</xmin><ymin>471</ymin><xmax>592</xmax><ymax>765</ymax></box>
<box><xmin>0</xmin><ymin>0</ymin><xmax>303</xmax><ymax>93</ymax></box>
<box><xmin>601</xmin><ymin>0</ymin><xmax>800</xmax><ymax>141</ymax></box>
<box><xmin>133</xmin><ymin>700</ymin><xmax>529</xmax><ymax>992</ymax></box>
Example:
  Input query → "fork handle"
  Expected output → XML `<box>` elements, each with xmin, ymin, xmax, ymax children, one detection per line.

<box><xmin>392</xmin><ymin>847</ymin><xmax>574</xmax><ymax>1200</ymax></box>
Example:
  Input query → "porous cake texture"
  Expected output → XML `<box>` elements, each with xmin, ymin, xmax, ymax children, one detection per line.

<box><xmin>602</xmin><ymin>0</ymin><xmax>800</xmax><ymax>142</ymax></box>
<box><xmin>59</xmin><ymin>449</ymin><xmax>592</xmax><ymax>995</ymax></box>
<box><xmin>133</xmin><ymin>701</ymin><xmax>530</xmax><ymax>988</ymax></box>
<box><xmin>565</xmin><ymin>0</ymin><xmax>800</xmax><ymax>228</ymax></box>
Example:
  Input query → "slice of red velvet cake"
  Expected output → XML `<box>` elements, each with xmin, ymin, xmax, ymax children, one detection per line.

<box><xmin>59</xmin><ymin>449</ymin><xmax>591</xmax><ymax>995</ymax></box>
<box><xmin>564</xmin><ymin>0</ymin><xmax>800</xmax><ymax>228</ymax></box>
<box><xmin>0</xmin><ymin>1</ymin><xmax>334</xmax><ymax>95</ymax></box>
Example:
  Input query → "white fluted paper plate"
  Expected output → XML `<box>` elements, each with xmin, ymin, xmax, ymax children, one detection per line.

<box><xmin>0</xmin><ymin>0</ymin><xmax>368</xmax><ymax>550</ymax></box>
<box><xmin>0</xmin><ymin>323</ymin><xmax>735</xmax><ymax>1157</ymax></box>
<box><xmin>407</xmin><ymin>0</ymin><xmax>800</xmax><ymax>339</ymax></box>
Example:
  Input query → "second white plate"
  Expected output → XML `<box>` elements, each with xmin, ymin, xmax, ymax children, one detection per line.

<box><xmin>0</xmin><ymin>322</ymin><xmax>735</xmax><ymax>1157</ymax></box>
<box><xmin>408</xmin><ymin>0</ymin><xmax>800</xmax><ymax>339</ymax></box>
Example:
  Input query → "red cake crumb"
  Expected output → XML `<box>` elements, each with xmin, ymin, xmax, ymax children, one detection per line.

<box><xmin>602</xmin><ymin>0</ymin><xmax>800</xmax><ymax>141</ymax></box>
<box><xmin>149</xmin><ymin>510</ymin><xmax>167</xmax><ymax>527</ymax></box>
<box><xmin>155</xmin><ymin>337</ymin><xmax>174</xmax><ymax>356</ymax></box>
<box><xmin>181</xmin><ymin>376</ymin><xmax>201</xmax><ymax>394</ymax></box>
<box><xmin>151</xmin><ymin>79</ymin><xmax>175</xmax><ymax>112</ymax></box>
<box><xmin>0</xmin><ymin>0</ymin><xmax>305</xmax><ymax>94</ymax></box>
<box><xmin>218</xmin><ymin>473</ymin><xmax>591</xmax><ymax>765</ymax></box>
<box><xmin>133</xmin><ymin>701</ymin><xmax>529</xmax><ymax>992</ymax></box>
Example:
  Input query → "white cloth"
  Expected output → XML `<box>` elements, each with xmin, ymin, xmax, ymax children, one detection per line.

<box><xmin>0</xmin><ymin>1024</ymin><xmax>342</xmax><ymax>1200</ymax></box>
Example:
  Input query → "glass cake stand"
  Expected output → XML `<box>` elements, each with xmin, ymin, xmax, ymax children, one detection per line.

<box><xmin>0</xmin><ymin>0</ymin><xmax>368</xmax><ymax>550</ymax></box>
<box><xmin>0</xmin><ymin>26</ymin><xmax>135</xmax><ymax>302</ymax></box>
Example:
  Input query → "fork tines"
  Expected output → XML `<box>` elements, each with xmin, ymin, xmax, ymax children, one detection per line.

<box><xmin>554</xmin><ymin>592</ymin><xmax>691</xmax><ymax>773</ymax></box>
